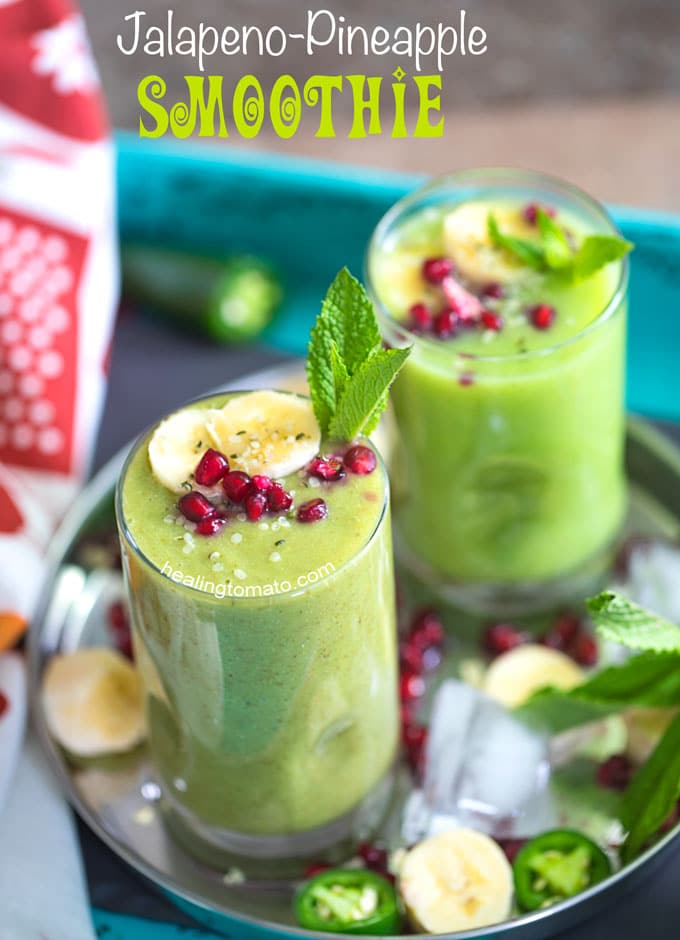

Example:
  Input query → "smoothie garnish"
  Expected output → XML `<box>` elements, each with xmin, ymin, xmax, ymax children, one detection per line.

<box><xmin>306</xmin><ymin>267</ymin><xmax>411</xmax><ymax>442</ymax></box>
<box><xmin>488</xmin><ymin>207</ymin><xmax>633</xmax><ymax>281</ymax></box>
<box><xmin>297</xmin><ymin>498</ymin><xmax>328</xmax><ymax>523</ymax></box>
<box><xmin>388</xmin><ymin>201</ymin><xmax>633</xmax><ymax>347</ymax></box>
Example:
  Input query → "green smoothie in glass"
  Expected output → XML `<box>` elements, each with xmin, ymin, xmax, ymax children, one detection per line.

<box><xmin>115</xmin><ymin>271</ymin><xmax>409</xmax><ymax>871</ymax></box>
<box><xmin>366</xmin><ymin>169</ymin><xmax>631</xmax><ymax>611</ymax></box>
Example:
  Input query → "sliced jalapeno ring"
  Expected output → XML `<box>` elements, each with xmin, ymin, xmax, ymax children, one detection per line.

<box><xmin>513</xmin><ymin>828</ymin><xmax>612</xmax><ymax>912</ymax></box>
<box><xmin>294</xmin><ymin>868</ymin><xmax>400</xmax><ymax>935</ymax></box>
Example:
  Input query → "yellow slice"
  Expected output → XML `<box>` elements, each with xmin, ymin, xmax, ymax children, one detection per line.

<box><xmin>483</xmin><ymin>643</ymin><xmax>584</xmax><ymax>708</ymax></box>
<box><xmin>443</xmin><ymin>202</ymin><xmax>538</xmax><ymax>285</ymax></box>
<box><xmin>205</xmin><ymin>390</ymin><xmax>320</xmax><ymax>478</ymax></box>
<box><xmin>42</xmin><ymin>648</ymin><xmax>146</xmax><ymax>757</ymax></box>
<box><xmin>399</xmin><ymin>828</ymin><xmax>513</xmax><ymax>933</ymax></box>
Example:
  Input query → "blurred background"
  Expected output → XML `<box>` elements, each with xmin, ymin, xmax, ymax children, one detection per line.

<box><xmin>82</xmin><ymin>0</ymin><xmax>680</xmax><ymax>209</ymax></box>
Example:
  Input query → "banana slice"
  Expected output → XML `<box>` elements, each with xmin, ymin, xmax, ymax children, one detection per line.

<box><xmin>205</xmin><ymin>390</ymin><xmax>320</xmax><ymax>478</ymax></box>
<box><xmin>42</xmin><ymin>648</ymin><xmax>146</xmax><ymax>757</ymax></box>
<box><xmin>148</xmin><ymin>391</ymin><xmax>321</xmax><ymax>491</ymax></box>
<box><xmin>443</xmin><ymin>202</ymin><xmax>537</xmax><ymax>286</ymax></box>
<box><xmin>148</xmin><ymin>406</ymin><xmax>212</xmax><ymax>492</ymax></box>
<box><xmin>399</xmin><ymin>828</ymin><xmax>513</xmax><ymax>933</ymax></box>
<box><xmin>483</xmin><ymin>644</ymin><xmax>584</xmax><ymax>708</ymax></box>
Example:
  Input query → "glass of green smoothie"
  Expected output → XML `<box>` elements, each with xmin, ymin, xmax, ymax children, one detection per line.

<box><xmin>115</xmin><ymin>272</ymin><xmax>409</xmax><ymax>874</ymax></box>
<box><xmin>366</xmin><ymin>169</ymin><xmax>631</xmax><ymax>614</ymax></box>
<box><xmin>115</xmin><ymin>388</ymin><xmax>398</xmax><ymax>874</ymax></box>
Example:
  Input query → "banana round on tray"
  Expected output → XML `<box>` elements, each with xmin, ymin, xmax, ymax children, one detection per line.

<box><xmin>399</xmin><ymin>828</ymin><xmax>514</xmax><ymax>933</ymax></box>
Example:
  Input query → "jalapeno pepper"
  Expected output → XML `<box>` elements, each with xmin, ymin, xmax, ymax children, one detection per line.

<box><xmin>122</xmin><ymin>246</ymin><xmax>283</xmax><ymax>344</ymax></box>
<box><xmin>513</xmin><ymin>829</ymin><xmax>612</xmax><ymax>912</ymax></box>
<box><xmin>294</xmin><ymin>868</ymin><xmax>400</xmax><ymax>934</ymax></box>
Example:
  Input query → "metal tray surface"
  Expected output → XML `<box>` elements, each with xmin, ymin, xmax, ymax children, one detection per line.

<box><xmin>29</xmin><ymin>368</ymin><xmax>680</xmax><ymax>940</ymax></box>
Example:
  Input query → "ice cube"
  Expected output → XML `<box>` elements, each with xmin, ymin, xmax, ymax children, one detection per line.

<box><xmin>616</xmin><ymin>540</ymin><xmax>680</xmax><ymax>625</ymax></box>
<box><xmin>405</xmin><ymin>680</ymin><xmax>555</xmax><ymax>841</ymax></box>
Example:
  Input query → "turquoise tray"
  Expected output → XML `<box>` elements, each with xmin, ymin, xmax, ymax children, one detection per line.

<box><xmin>90</xmin><ymin>133</ymin><xmax>680</xmax><ymax>940</ymax></box>
<box><xmin>116</xmin><ymin>131</ymin><xmax>680</xmax><ymax>423</ymax></box>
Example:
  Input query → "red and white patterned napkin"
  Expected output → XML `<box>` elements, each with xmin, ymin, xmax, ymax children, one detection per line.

<box><xmin>0</xmin><ymin>0</ymin><xmax>118</xmax><ymax>624</ymax></box>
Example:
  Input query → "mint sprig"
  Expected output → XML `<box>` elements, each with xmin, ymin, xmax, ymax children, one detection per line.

<box><xmin>307</xmin><ymin>268</ymin><xmax>411</xmax><ymax>441</ymax></box>
<box><xmin>517</xmin><ymin>590</ymin><xmax>680</xmax><ymax>862</ymax></box>
<box><xmin>587</xmin><ymin>591</ymin><xmax>680</xmax><ymax>653</ymax></box>
<box><xmin>487</xmin><ymin>210</ymin><xmax>632</xmax><ymax>282</ymax></box>
<box><xmin>621</xmin><ymin>712</ymin><xmax>680</xmax><ymax>862</ymax></box>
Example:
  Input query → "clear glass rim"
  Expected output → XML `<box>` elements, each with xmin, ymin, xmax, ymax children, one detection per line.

<box><xmin>364</xmin><ymin>167</ymin><xmax>630</xmax><ymax>364</ymax></box>
<box><xmin>114</xmin><ymin>389</ymin><xmax>389</xmax><ymax>603</ymax></box>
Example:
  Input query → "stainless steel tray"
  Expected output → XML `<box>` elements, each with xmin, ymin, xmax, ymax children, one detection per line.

<box><xmin>28</xmin><ymin>367</ymin><xmax>680</xmax><ymax>940</ymax></box>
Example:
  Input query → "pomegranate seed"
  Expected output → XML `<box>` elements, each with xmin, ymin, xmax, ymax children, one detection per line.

<box><xmin>442</xmin><ymin>276</ymin><xmax>484</xmax><ymax>321</ymax></box>
<box><xmin>108</xmin><ymin>600</ymin><xmax>128</xmax><ymax>632</ymax></box>
<box><xmin>422</xmin><ymin>256</ymin><xmax>454</xmax><ymax>284</ymax></box>
<box><xmin>543</xmin><ymin>613</ymin><xmax>581</xmax><ymax>651</ymax></box>
<box><xmin>481</xmin><ymin>282</ymin><xmax>505</xmax><ymax>300</ymax></box>
<box><xmin>344</xmin><ymin>445</ymin><xmax>377</xmax><ymax>475</ymax></box>
<box><xmin>497</xmin><ymin>838</ymin><xmax>527</xmax><ymax>864</ymax></box>
<box><xmin>251</xmin><ymin>474</ymin><xmax>272</xmax><ymax>492</ymax></box>
<box><xmin>410</xmin><ymin>610</ymin><xmax>445</xmax><ymax>649</ymax></box>
<box><xmin>409</xmin><ymin>302</ymin><xmax>434</xmax><ymax>332</ymax></box>
<box><xmin>481</xmin><ymin>310</ymin><xmax>503</xmax><ymax>331</ymax></box>
<box><xmin>403</xmin><ymin>722</ymin><xmax>427</xmax><ymax>750</ymax></box>
<box><xmin>400</xmin><ymin>641</ymin><xmax>424</xmax><ymax>673</ymax></box>
<box><xmin>400</xmin><ymin>668</ymin><xmax>425</xmax><ymax>702</ymax></box>
<box><xmin>483</xmin><ymin>623</ymin><xmax>526</xmax><ymax>657</ymax></box>
<box><xmin>244</xmin><ymin>491</ymin><xmax>267</xmax><ymax>521</ymax></box>
<box><xmin>596</xmin><ymin>754</ymin><xmax>632</xmax><ymax>791</ymax></box>
<box><xmin>267</xmin><ymin>482</ymin><xmax>293</xmax><ymax>512</ymax></box>
<box><xmin>178</xmin><ymin>491</ymin><xmax>216</xmax><ymax>523</ymax></box>
<box><xmin>530</xmin><ymin>303</ymin><xmax>556</xmax><ymax>330</ymax></box>
<box><xmin>194</xmin><ymin>448</ymin><xmax>229</xmax><ymax>486</ymax></box>
<box><xmin>570</xmin><ymin>633</ymin><xmax>598</xmax><ymax>667</ymax></box>
<box><xmin>459</xmin><ymin>372</ymin><xmax>474</xmax><ymax>387</ymax></box>
<box><xmin>433</xmin><ymin>308</ymin><xmax>459</xmax><ymax>339</ymax></box>
<box><xmin>308</xmin><ymin>456</ymin><xmax>345</xmax><ymax>481</ymax></box>
<box><xmin>304</xmin><ymin>863</ymin><xmax>331</xmax><ymax>878</ymax></box>
<box><xmin>358</xmin><ymin>843</ymin><xmax>389</xmax><ymax>872</ymax></box>
<box><xmin>196</xmin><ymin>515</ymin><xmax>227</xmax><ymax>536</ymax></box>
<box><xmin>0</xmin><ymin>689</ymin><xmax>9</xmax><ymax>718</ymax></box>
<box><xmin>523</xmin><ymin>203</ymin><xmax>556</xmax><ymax>225</ymax></box>
<box><xmin>222</xmin><ymin>470</ymin><xmax>251</xmax><ymax>504</ymax></box>
<box><xmin>297</xmin><ymin>498</ymin><xmax>328</xmax><ymax>523</ymax></box>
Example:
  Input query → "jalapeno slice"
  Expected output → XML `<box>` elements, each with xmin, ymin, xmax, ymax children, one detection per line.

<box><xmin>294</xmin><ymin>868</ymin><xmax>400</xmax><ymax>934</ymax></box>
<box><xmin>513</xmin><ymin>829</ymin><xmax>612</xmax><ymax>912</ymax></box>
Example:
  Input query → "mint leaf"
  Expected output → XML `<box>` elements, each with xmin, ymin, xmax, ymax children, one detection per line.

<box><xmin>321</xmin><ymin>267</ymin><xmax>381</xmax><ymax>373</ymax></box>
<box><xmin>570</xmin><ymin>235</ymin><xmax>633</xmax><ymax>282</ymax></box>
<box><xmin>328</xmin><ymin>346</ymin><xmax>410</xmax><ymax>440</ymax></box>
<box><xmin>621</xmin><ymin>711</ymin><xmax>680</xmax><ymax>862</ymax></box>
<box><xmin>487</xmin><ymin>212</ymin><xmax>632</xmax><ymax>283</ymax></box>
<box><xmin>536</xmin><ymin>208</ymin><xmax>572</xmax><ymax>269</ymax></box>
<box><xmin>587</xmin><ymin>592</ymin><xmax>680</xmax><ymax>653</ymax></box>
<box><xmin>306</xmin><ymin>309</ymin><xmax>337</xmax><ymax>433</ymax></box>
<box><xmin>517</xmin><ymin>651</ymin><xmax>680</xmax><ymax>733</ymax></box>
<box><xmin>307</xmin><ymin>268</ymin><xmax>411</xmax><ymax>440</ymax></box>
<box><xmin>487</xmin><ymin>214</ymin><xmax>546</xmax><ymax>270</ymax></box>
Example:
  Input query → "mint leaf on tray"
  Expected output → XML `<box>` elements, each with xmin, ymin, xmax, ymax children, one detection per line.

<box><xmin>517</xmin><ymin>651</ymin><xmax>680</xmax><ymax>733</ymax></box>
<box><xmin>621</xmin><ymin>711</ymin><xmax>680</xmax><ymax>863</ymax></box>
<box><xmin>587</xmin><ymin>591</ymin><xmax>680</xmax><ymax>653</ymax></box>
<box><xmin>307</xmin><ymin>268</ymin><xmax>411</xmax><ymax>441</ymax></box>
